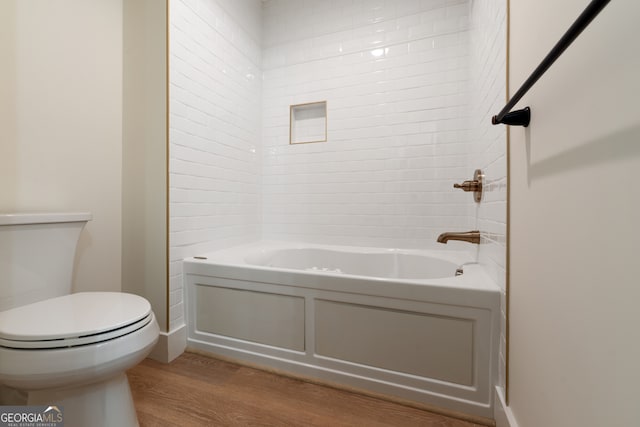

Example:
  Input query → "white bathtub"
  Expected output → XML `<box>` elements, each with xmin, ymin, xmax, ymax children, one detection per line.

<box><xmin>184</xmin><ymin>242</ymin><xmax>500</xmax><ymax>419</ymax></box>
<box><xmin>245</xmin><ymin>246</ymin><xmax>461</xmax><ymax>280</ymax></box>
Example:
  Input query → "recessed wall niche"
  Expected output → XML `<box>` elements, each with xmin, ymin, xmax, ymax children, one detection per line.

<box><xmin>289</xmin><ymin>101</ymin><xmax>327</xmax><ymax>144</ymax></box>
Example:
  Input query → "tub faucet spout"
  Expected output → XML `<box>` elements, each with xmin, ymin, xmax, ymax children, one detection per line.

<box><xmin>437</xmin><ymin>230</ymin><xmax>481</xmax><ymax>244</ymax></box>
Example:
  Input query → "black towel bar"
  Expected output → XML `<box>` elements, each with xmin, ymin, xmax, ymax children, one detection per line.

<box><xmin>492</xmin><ymin>0</ymin><xmax>611</xmax><ymax>127</ymax></box>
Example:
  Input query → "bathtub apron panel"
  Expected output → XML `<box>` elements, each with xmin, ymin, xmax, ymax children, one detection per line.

<box><xmin>184</xmin><ymin>242</ymin><xmax>500</xmax><ymax>419</ymax></box>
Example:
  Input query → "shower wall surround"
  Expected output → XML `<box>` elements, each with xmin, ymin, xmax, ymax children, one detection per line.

<box><xmin>169</xmin><ymin>0</ymin><xmax>263</xmax><ymax>331</ymax></box>
<box><xmin>262</xmin><ymin>0</ymin><xmax>473</xmax><ymax>247</ymax></box>
<box><xmin>169</xmin><ymin>0</ymin><xmax>506</xmax><ymax>367</ymax></box>
<box><xmin>468</xmin><ymin>0</ymin><xmax>507</xmax><ymax>391</ymax></box>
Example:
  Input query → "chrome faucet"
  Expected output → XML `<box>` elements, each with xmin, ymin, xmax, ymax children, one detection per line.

<box><xmin>437</xmin><ymin>230</ymin><xmax>481</xmax><ymax>244</ymax></box>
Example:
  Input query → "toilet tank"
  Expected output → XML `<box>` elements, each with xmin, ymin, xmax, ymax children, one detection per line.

<box><xmin>0</xmin><ymin>212</ymin><xmax>91</xmax><ymax>312</ymax></box>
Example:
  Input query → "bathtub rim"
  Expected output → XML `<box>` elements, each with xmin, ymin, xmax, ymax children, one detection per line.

<box><xmin>183</xmin><ymin>241</ymin><xmax>500</xmax><ymax>308</ymax></box>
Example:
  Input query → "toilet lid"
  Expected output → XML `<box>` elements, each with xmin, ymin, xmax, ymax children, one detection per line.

<box><xmin>0</xmin><ymin>292</ymin><xmax>152</xmax><ymax>349</ymax></box>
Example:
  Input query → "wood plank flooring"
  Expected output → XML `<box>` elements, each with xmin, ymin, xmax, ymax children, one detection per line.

<box><xmin>128</xmin><ymin>352</ymin><xmax>489</xmax><ymax>427</ymax></box>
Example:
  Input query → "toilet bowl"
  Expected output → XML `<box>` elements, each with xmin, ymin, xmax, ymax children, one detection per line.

<box><xmin>0</xmin><ymin>292</ymin><xmax>159</xmax><ymax>426</ymax></box>
<box><xmin>0</xmin><ymin>213</ymin><xmax>160</xmax><ymax>427</ymax></box>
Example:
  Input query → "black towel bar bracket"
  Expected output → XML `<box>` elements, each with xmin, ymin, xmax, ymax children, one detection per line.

<box><xmin>492</xmin><ymin>0</ymin><xmax>611</xmax><ymax>127</ymax></box>
<box><xmin>492</xmin><ymin>107</ymin><xmax>530</xmax><ymax>127</ymax></box>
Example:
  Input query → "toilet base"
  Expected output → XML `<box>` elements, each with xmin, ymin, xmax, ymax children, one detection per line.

<box><xmin>0</xmin><ymin>384</ymin><xmax>27</xmax><ymax>405</ymax></box>
<box><xmin>28</xmin><ymin>373</ymin><xmax>139</xmax><ymax>427</ymax></box>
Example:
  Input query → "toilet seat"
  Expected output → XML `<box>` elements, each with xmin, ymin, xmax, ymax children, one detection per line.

<box><xmin>0</xmin><ymin>292</ymin><xmax>152</xmax><ymax>350</ymax></box>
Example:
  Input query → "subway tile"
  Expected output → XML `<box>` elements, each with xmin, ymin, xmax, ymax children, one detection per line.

<box><xmin>172</xmin><ymin>0</ymin><xmax>506</xmax><ymax>382</ymax></box>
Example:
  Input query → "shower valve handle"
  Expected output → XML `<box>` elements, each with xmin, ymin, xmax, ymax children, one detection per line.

<box><xmin>453</xmin><ymin>169</ymin><xmax>484</xmax><ymax>203</ymax></box>
<box><xmin>453</xmin><ymin>180</ymin><xmax>481</xmax><ymax>192</ymax></box>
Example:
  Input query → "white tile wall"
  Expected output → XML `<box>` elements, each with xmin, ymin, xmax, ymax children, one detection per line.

<box><xmin>468</xmin><ymin>0</ymin><xmax>507</xmax><ymax>390</ymax></box>
<box><xmin>169</xmin><ymin>0</ymin><xmax>507</xmax><ymax>371</ymax></box>
<box><xmin>169</xmin><ymin>0</ymin><xmax>263</xmax><ymax>331</ymax></box>
<box><xmin>261</xmin><ymin>0</ymin><xmax>474</xmax><ymax>248</ymax></box>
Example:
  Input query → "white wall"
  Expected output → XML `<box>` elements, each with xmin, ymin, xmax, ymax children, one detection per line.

<box><xmin>123</xmin><ymin>0</ymin><xmax>168</xmax><ymax>332</ymax></box>
<box><xmin>261</xmin><ymin>0</ymin><xmax>473</xmax><ymax>248</ymax></box>
<box><xmin>169</xmin><ymin>0</ymin><xmax>263</xmax><ymax>331</ymax></box>
<box><xmin>468</xmin><ymin>0</ymin><xmax>507</xmax><ymax>391</ymax></box>
<box><xmin>508</xmin><ymin>1</ymin><xmax>640</xmax><ymax>426</ymax></box>
<box><xmin>0</xmin><ymin>0</ymin><xmax>123</xmax><ymax>294</ymax></box>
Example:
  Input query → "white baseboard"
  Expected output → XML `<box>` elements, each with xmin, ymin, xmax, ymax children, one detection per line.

<box><xmin>494</xmin><ymin>386</ymin><xmax>520</xmax><ymax>427</ymax></box>
<box><xmin>148</xmin><ymin>323</ymin><xmax>187</xmax><ymax>363</ymax></box>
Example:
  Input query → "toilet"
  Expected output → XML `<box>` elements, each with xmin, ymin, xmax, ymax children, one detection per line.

<box><xmin>0</xmin><ymin>212</ymin><xmax>159</xmax><ymax>427</ymax></box>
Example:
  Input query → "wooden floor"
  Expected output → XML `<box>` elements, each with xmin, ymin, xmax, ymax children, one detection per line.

<box><xmin>128</xmin><ymin>352</ymin><xmax>488</xmax><ymax>427</ymax></box>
